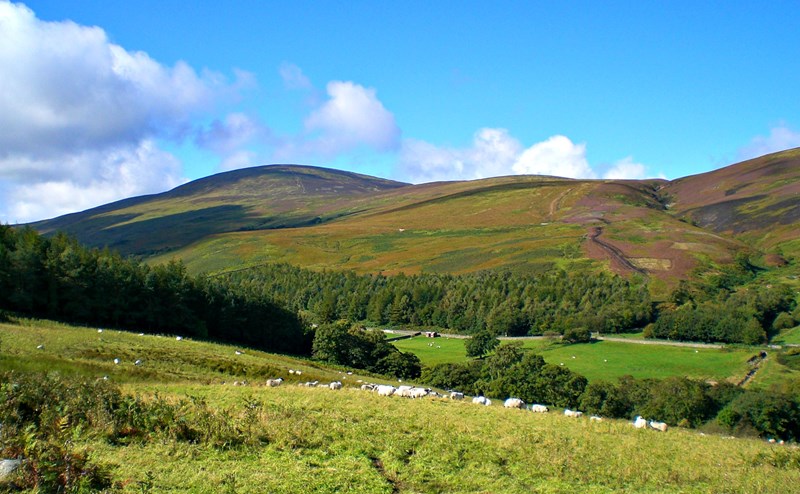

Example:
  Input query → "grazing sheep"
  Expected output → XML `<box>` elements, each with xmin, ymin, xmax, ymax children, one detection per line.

<box><xmin>450</xmin><ymin>391</ymin><xmax>465</xmax><ymax>400</ymax></box>
<box><xmin>36</xmin><ymin>344</ymin><xmax>44</xmax><ymax>350</ymax></box>
<box><xmin>97</xmin><ymin>329</ymin><xmax>103</xmax><ymax>333</ymax></box>
<box><xmin>134</xmin><ymin>359</ymin><xmax>143</xmax><ymax>366</ymax></box>
<box><xmin>113</xmin><ymin>358</ymin><xmax>120</xmax><ymax>365</ymax></box>
<box><xmin>235</xmin><ymin>350</ymin><xmax>243</xmax><ymax>355</ymax></box>
<box><xmin>361</xmin><ymin>384</ymin><xmax>376</xmax><ymax>391</ymax></box>
<box><xmin>295</xmin><ymin>370</ymin><xmax>302</xmax><ymax>376</ymax></box>
<box><xmin>288</xmin><ymin>369</ymin><xmax>296</xmax><ymax>374</ymax></box>
<box><xmin>409</xmin><ymin>387</ymin><xmax>430</xmax><ymax>399</ymax></box>
<box><xmin>176</xmin><ymin>336</ymin><xmax>183</xmax><ymax>341</ymax></box>
<box><xmin>395</xmin><ymin>385</ymin><xmax>413</xmax><ymax>398</ymax></box>
<box><xmin>302</xmin><ymin>380</ymin><xmax>319</xmax><ymax>387</ymax></box>
<box><xmin>504</xmin><ymin>398</ymin><xmax>525</xmax><ymax>409</ymax></box>
<box><xmin>329</xmin><ymin>381</ymin><xmax>343</xmax><ymax>390</ymax></box>
<box><xmin>266</xmin><ymin>378</ymin><xmax>284</xmax><ymax>387</ymax></box>
<box><xmin>472</xmin><ymin>396</ymin><xmax>488</xmax><ymax>405</ymax></box>
<box><xmin>649</xmin><ymin>420</ymin><xmax>668</xmax><ymax>432</ymax></box>
<box><xmin>529</xmin><ymin>404</ymin><xmax>549</xmax><ymax>413</ymax></box>
<box><xmin>376</xmin><ymin>385</ymin><xmax>396</xmax><ymax>396</ymax></box>
<box><xmin>633</xmin><ymin>416</ymin><xmax>647</xmax><ymax>429</ymax></box>
<box><xmin>563</xmin><ymin>409</ymin><xmax>583</xmax><ymax>418</ymax></box>
<box><xmin>590</xmin><ymin>415</ymin><xmax>603</xmax><ymax>422</ymax></box>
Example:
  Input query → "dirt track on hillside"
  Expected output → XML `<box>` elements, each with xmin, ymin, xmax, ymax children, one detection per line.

<box><xmin>585</xmin><ymin>226</ymin><xmax>647</xmax><ymax>275</ymax></box>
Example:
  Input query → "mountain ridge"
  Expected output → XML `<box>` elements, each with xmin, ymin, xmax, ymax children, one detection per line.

<box><xmin>27</xmin><ymin>149</ymin><xmax>800</xmax><ymax>289</ymax></box>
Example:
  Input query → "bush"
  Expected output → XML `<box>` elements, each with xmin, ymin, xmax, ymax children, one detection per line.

<box><xmin>772</xmin><ymin>312</ymin><xmax>796</xmax><ymax>331</ymax></box>
<box><xmin>562</xmin><ymin>327</ymin><xmax>591</xmax><ymax>343</ymax></box>
<box><xmin>716</xmin><ymin>390</ymin><xmax>800</xmax><ymax>441</ymax></box>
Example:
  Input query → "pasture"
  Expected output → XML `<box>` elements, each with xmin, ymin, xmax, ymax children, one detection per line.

<box><xmin>1</xmin><ymin>318</ymin><xmax>798</xmax><ymax>493</ymax></box>
<box><xmin>393</xmin><ymin>336</ymin><xmax>758</xmax><ymax>384</ymax></box>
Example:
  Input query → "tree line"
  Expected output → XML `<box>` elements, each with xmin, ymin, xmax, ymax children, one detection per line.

<box><xmin>222</xmin><ymin>263</ymin><xmax>654</xmax><ymax>336</ymax></box>
<box><xmin>0</xmin><ymin>226</ymin><xmax>311</xmax><ymax>355</ymax></box>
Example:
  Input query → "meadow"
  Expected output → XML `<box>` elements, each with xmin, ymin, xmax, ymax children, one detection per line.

<box><xmin>1</xmin><ymin>318</ymin><xmax>799</xmax><ymax>493</ymax></box>
<box><xmin>391</xmin><ymin>336</ymin><xmax>762</xmax><ymax>384</ymax></box>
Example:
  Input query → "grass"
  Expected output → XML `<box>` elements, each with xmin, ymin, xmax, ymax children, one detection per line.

<box><xmin>1</xmin><ymin>317</ymin><xmax>799</xmax><ymax>493</ymax></box>
<box><xmin>393</xmin><ymin>336</ymin><xmax>758</xmax><ymax>384</ymax></box>
<box><xmin>773</xmin><ymin>325</ymin><xmax>800</xmax><ymax>345</ymax></box>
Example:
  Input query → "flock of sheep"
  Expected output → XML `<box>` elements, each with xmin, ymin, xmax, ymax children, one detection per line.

<box><xmin>258</xmin><ymin>378</ymin><xmax>671</xmax><ymax>432</ymax></box>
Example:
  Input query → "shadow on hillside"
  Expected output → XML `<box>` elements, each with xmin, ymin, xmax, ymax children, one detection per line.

<box><xmin>46</xmin><ymin>205</ymin><xmax>255</xmax><ymax>257</ymax></box>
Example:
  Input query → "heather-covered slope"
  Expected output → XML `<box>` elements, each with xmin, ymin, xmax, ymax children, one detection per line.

<box><xmin>28</xmin><ymin>150</ymin><xmax>800</xmax><ymax>288</ymax></box>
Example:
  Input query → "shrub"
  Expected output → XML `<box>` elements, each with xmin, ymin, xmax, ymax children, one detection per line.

<box><xmin>562</xmin><ymin>327</ymin><xmax>591</xmax><ymax>343</ymax></box>
<box><xmin>772</xmin><ymin>312</ymin><xmax>796</xmax><ymax>331</ymax></box>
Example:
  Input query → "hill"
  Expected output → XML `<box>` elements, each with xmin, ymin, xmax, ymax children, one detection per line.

<box><xmin>28</xmin><ymin>149</ymin><xmax>800</xmax><ymax>290</ymax></box>
<box><xmin>1</xmin><ymin>318</ymin><xmax>798</xmax><ymax>493</ymax></box>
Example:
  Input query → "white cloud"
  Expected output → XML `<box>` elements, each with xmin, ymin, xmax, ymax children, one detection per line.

<box><xmin>512</xmin><ymin>135</ymin><xmax>595</xmax><ymax>178</ymax></box>
<box><xmin>602</xmin><ymin>156</ymin><xmax>647</xmax><ymax>180</ymax></box>
<box><xmin>303</xmin><ymin>81</ymin><xmax>401</xmax><ymax>155</ymax></box>
<box><xmin>195</xmin><ymin>113</ymin><xmax>266</xmax><ymax>154</ymax></box>
<box><xmin>398</xmin><ymin>128</ymin><xmax>522</xmax><ymax>183</ymax></box>
<box><xmin>397</xmin><ymin>130</ymin><xmax>612</xmax><ymax>183</ymax></box>
<box><xmin>218</xmin><ymin>150</ymin><xmax>259</xmax><ymax>172</ymax></box>
<box><xmin>738</xmin><ymin>124</ymin><xmax>800</xmax><ymax>161</ymax></box>
<box><xmin>0</xmin><ymin>2</ymin><xmax>239</xmax><ymax>222</ymax></box>
<box><xmin>1</xmin><ymin>140</ymin><xmax>184</xmax><ymax>223</ymax></box>
<box><xmin>279</xmin><ymin>62</ymin><xmax>312</xmax><ymax>90</ymax></box>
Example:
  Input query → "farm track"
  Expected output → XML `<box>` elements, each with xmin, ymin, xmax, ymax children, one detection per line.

<box><xmin>586</xmin><ymin>226</ymin><xmax>648</xmax><ymax>275</ymax></box>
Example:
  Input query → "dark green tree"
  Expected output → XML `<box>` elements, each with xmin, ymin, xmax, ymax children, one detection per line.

<box><xmin>465</xmin><ymin>330</ymin><xmax>500</xmax><ymax>359</ymax></box>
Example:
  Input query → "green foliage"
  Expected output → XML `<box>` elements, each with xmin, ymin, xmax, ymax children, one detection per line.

<box><xmin>773</xmin><ymin>311</ymin><xmax>796</xmax><ymax>331</ymax></box>
<box><xmin>311</xmin><ymin>322</ymin><xmax>420</xmax><ymax>378</ymax></box>
<box><xmin>717</xmin><ymin>389</ymin><xmax>800</xmax><ymax>441</ymax></box>
<box><xmin>0</xmin><ymin>227</ymin><xmax>311</xmax><ymax>356</ymax></box>
<box><xmin>223</xmin><ymin>263</ymin><xmax>653</xmax><ymax>336</ymax></box>
<box><xmin>465</xmin><ymin>330</ymin><xmax>499</xmax><ymax>358</ymax></box>
<box><xmin>562</xmin><ymin>326</ymin><xmax>591</xmax><ymax>343</ymax></box>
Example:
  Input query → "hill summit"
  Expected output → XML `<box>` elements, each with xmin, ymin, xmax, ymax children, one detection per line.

<box><xmin>30</xmin><ymin>149</ymin><xmax>800</xmax><ymax>286</ymax></box>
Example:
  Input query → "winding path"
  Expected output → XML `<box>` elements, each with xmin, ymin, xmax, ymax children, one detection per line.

<box><xmin>586</xmin><ymin>226</ymin><xmax>647</xmax><ymax>275</ymax></box>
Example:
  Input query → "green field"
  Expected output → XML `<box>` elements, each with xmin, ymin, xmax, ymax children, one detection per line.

<box><xmin>393</xmin><ymin>336</ymin><xmax>762</xmax><ymax>384</ymax></box>
<box><xmin>1</xmin><ymin>318</ymin><xmax>799</xmax><ymax>493</ymax></box>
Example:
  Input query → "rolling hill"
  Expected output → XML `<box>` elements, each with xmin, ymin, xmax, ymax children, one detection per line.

<box><xmin>29</xmin><ymin>149</ymin><xmax>800</xmax><ymax>290</ymax></box>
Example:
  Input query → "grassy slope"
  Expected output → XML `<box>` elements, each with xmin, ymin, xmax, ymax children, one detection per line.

<box><xmin>2</xmin><ymin>318</ymin><xmax>798</xmax><ymax>493</ymax></box>
<box><xmin>392</xmin><ymin>336</ymin><xmax>766</xmax><ymax>384</ymax></box>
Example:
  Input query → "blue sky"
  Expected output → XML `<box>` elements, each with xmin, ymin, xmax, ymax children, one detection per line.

<box><xmin>1</xmin><ymin>1</ymin><xmax>799</xmax><ymax>222</ymax></box>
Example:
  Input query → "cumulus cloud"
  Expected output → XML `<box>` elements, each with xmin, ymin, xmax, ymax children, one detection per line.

<box><xmin>398</xmin><ymin>128</ymin><xmax>521</xmax><ymax>183</ymax></box>
<box><xmin>602</xmin><ymin>156</ymin><xmax>647</xmax><ymax>180</ymax></box>
<box><xmin>737</xmin><ymin>124</ymin><xmax>800</xmax><ymax>161</ymax></box>
<box><xmin>397</xmin><ymin>130</ymin><xmax>612</xmax><ymax>183</ymax></box>
<box><xmin>0</xmin><ymin>2</ymin><xmax>239</xmax><ymax>222</ymax></box>
<box><xmin>303</xmin><ymin>81</ymin><xmax>401</xmax><ymax>155</ymax></box>
<box><xmin>1</xmin><ymin>140</ymin><xmax>183</xmax><ymax>224</ymax></box>
<box><xmin>512</xmin><ymin>135</ymin><xmax>595</xmax><ymax>178</ymax></box>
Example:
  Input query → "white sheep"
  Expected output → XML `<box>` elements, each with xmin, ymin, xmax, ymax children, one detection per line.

<box><xmin>530</xmin><ymin>404</ymin><xmax>549</xmax><ymax>413</ymax></box>
<box><xmin>563</xmin><ymin>409</ymin><xmax>583</xmax><ymax>418</ymax></box>
<box><xmin>450</xmin><ymin>391</ymin><xmax>465</xmax><ymax>400</ymax></box>
<box><xmin>633</xmin><ymin>416</ymin><xmax>647</xmax><ymax>429</ymax></box>
<box><xmin>395</xmin><ymin>385</ymin><xmax>413</xmax><ymax>398</ymax></box>
<box><xmin>329</xmin><ymin>381</ymin><xmax>343</xmax><ymax>390</ymax></box>
<box><xmin>409</xmin><ymin>387</ymin><xmax>430</xmax><ymax>399</ymax></box>
<box><xmin>590</xmin><ymin>415</ymin><xmax>603</xmax><ymax>422</ymax></box>
<box><xmin>134</xmin><ymin>359</ymin><xmax>142</xmax><ymax>366</ymax></box>
<box><xmin>648</xmin><ymin>420</ymin><xmax>668</xmax><ymax>432</ymax></box>
<box><xmin>113</xmin><ymin>358</ymin><xmax>120</xmax><ymax>365</ymax></box>
<box><xmin>472</xmin><ymin>396</ymin><xmax>489</xmax><ymax>405</ymax></box>
<box><xmin>266</xmin><ymin>378</ymin><xmax>284</xmax><ymax>387</ymax></box>
<box><xmin>504</xmin><ymin>398</ymin><xmax>525</xmax><ymax>409</ymax></box>
<box><xmin>176</xmin><ymin>336</ymin><xmax>183</xmax><ymax>341</ymax></box>
<box><xmin>376</xmin><ymin>385</ymin><xmax>396</xmax><ymax>396</ymax></box>
<box><xmin>361</xmin><ymin>384</ymin><xmax>376</xmax><ymax>391</ymax></box>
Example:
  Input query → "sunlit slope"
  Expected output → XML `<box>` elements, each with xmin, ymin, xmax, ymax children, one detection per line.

<box><xmin>665</xmin><ymin>147</ymin><xmax>800</xmax><ymax>256</ymax></box>
<box><xmin>32</xmin><ymin>165</ymin><xmax>409</xmax><ymax>256</ymax></box>
<box><xmin>33</xmin><ymin>151</ymin><xmax>800</xmax><ymax>284</ymax></box>
<box><xmin>153</xmin><ymin>175</ymin><xmax>743</xmax><ymax>284</ymax></box>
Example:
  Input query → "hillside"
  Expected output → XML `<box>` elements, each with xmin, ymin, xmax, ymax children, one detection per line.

<box><xmin>1</xmin><ymin>318</ymin><xmax>798</xmax><ymax>493</ymax></box>
<box><xmin>28</xmin><ymin>149</ymin><xmax>800</xmax><ymax>289</ymax></box>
